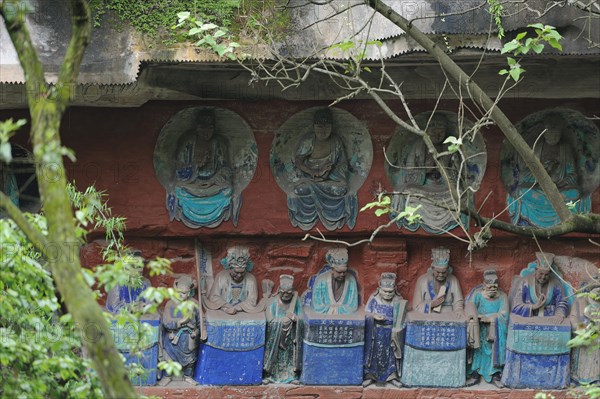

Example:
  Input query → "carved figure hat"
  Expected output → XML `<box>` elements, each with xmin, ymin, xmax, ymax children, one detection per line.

<box><xmin>221</xmin><ymin>245</ymin><xmax>254</xmax><ymax>272</ymax></box>
<box><xmin>379</xmin><ymin>272</ymin><xmax>396</xmax><ymax>290</ymax></box>
<box><xmin>175</xmin><ymin>275</ymin><xmax>196</xmax><ymax>291</ymax></box>
<box><xmin>279</xmin><ymin>274</ymin><xmax>294</xmax><ymax>291</ymax></box>
<box><xmin>431</xmin><ymin>247</ymin><xmax>450</xmax><ymax>269</ymax></box>
<box><xmin>326</xmin><ymin>247</ymin><xmax>348</xmax><ymax>270</ymax></box>
<box><xmin>535</xmin><ymin>252</ymin><xmax>556</xmax><ymax>271</ymax></box>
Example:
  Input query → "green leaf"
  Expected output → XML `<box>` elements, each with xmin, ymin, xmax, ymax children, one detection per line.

<box><xmin>500</xmin><ymin>40</ymin><xmax>519</xmax><ymax>54</ymax></box>
<box><xmin>0</xmin><ymin>142</ymin><xmax>12</xmax><ymax>163</ymax></box>
<box><xmin>213</xmin><ymin>29</ymin><xmax>226</xmax><ymax>38</ymax></box>
<box><xmin>528</xmin><ymin>23</ymin><xmax>545</xmax><ymax>30</ymax></box>
<box><xmin>188</xmin><ymin>27</ymin><xmax>201</xmax><ymax>36</ymax></box>
<box><xmin>498</xmin><ymin>69</ymin><xmax>509</xmax><ymax>75</ymax></box>
<box><xmin>532</xmin><ymin>43</ymin><xmax>544</xmax><ymax>54</ymax></box>
<box><xmin>363</xmin><ymin>66</ymin><xmax>372</xmax><ymax>72</ymax></box>
<box><xmin>366</xmin><ymin>40</ymin><xmax>383</xmax><ymax>47</ymax></box>
<box><xmin>374</xmin><ymin>208</ymin><xmax>390</xmax><ymax>217</ymax></box>
<box><xmin>201</xmin><ymin>23</ymin><xmax>218</xmax><ymax>31</ymax></box>
<box><xmin>509</xmin><ymin>67</ymin><xmax>523</xmax><ymax>82</ymax></box>
<box><xmin>515</xmin><ymin>32</ymin><xmax>527</xmax><ymax>41</ymax></box>
<box><xmin>205</xmin><ymin>35</ymin><xmax>216</xmax><ymax>46</ymax></box>
<box><xmin>506</xmin><ymin>57</ymin><xmax>516</xmax><ymax>67</ymax></box>
<box><xmin>548</xmin><ymin>38</ymin><xmax>562</xmax><ymax>51</ymax></box>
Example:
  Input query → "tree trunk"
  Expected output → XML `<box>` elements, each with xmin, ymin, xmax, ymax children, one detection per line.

<box><xmin>0</xmin><ymin>1</ymin><xmax>138</xmax><ymax>397</ymax></box>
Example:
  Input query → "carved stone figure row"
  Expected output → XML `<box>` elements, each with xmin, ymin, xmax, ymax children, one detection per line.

<box><xmin>106</xmin><ymin>247</ymin><xmax>598</xmax><ymax>389</ymax></box>
<box><xmin>154</xmin><ymin>107</ymin><xmax>597</xmax><ymax>233</ymax></box>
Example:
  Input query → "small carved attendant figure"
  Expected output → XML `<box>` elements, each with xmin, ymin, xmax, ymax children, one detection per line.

<box><xmin>171</xmin><ymin>108</ymin><xmax>236</xmax><ymax>228</ymax></box>
<box><xmin>502</xmin><ymin>109</ymin><xmax>599</xmax><ymax>228</ymax></box>
<box><xmin>106</xmin><ymin>251</ymin><xmax>151</xmax><ymax>314</ymax></box>
<box><xmin>413</xmin><ymin>247</ymin><xmax>464</xmax><ymax>316</ymax></box>
<box><xmin>161</xmin><ymin>276</ymin><xmax>200</xmax><ymax>385</ymax></box>
<box><xmin>311</xmin><ymin>248</ymin><xmax>359</xmax><ymax>315</ymax></box>
<box><xmin>204</xmin><ymin>245</ymin><xmax>259</xmax><ymax>315</ymax></box>
<box><xmin>263</xmin><ymin>275</ymin><xmax>302</xmax><ymax>384</ymax></box>
<box><xmin>363</xmin><ymin>273</ymin><xmax>408</xmax><ymax>388</ymax></box>
<box><xmin>570</xmin><ymin>279</ymin><xmax>600</xmax><ymax>386</ymax></box>
<box><xmin>289</xmin><ymin>109</ymin><xmax>356</xmax><ymax>230</ymax></box>
<box><xmin>465</xmin><ymin>270</ymin><xmax>509</xmax><ymax>387</ymax></box>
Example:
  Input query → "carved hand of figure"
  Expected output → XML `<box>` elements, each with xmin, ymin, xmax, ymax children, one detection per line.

<box><xmin>285</xmin><ymin>313</ymin><xmax>297</xmax><ymax>322</ymax></box>
<box><xmin>549</xmin><ymin>314</ymin><xmax>565</xmax><ymax>324</ymax></box>
<box><xmin>374</xmin><ymin>313</ymin><xmax>385</xmax><ymax>322</ymax></box>
<box><xmin>178</xmin><ymin>317</ymin><xmax>190</xmax><ymax>328</ymax></box>
<box><xmin>431</xmin><ymin>295</ymin><xmax>446</xmax><ymax>308</ymax></box>
<box><xmin>532</xmin><ymin>294</ymin><xmax>546</xmax><ymax>311</ymax></box>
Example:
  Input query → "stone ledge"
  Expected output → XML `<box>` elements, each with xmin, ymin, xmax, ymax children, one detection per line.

<box><xmin>140</xmin><ymin>383</ymin><xmax>576</xmax><ymax>399</ymax></box>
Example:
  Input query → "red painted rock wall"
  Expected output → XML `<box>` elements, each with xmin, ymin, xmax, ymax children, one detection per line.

<box><xmin>3</xmin><ymin>97</ymin><xmax>599</xmax><ymax>301</ymax></box>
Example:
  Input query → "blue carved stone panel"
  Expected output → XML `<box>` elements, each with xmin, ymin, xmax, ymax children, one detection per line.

<box><xmin>300</xmin><ymin>308</ymin><xmax>365</xmax><ymax>385</ymax></box>
<box><xmin>401</xmin><ymin>319</ymin><xmax>467</xmax><ymax>387</ymax></box>
<box><xmin>194</xmin><ymin>311</ymin><xmax>266</xmax><ymax>385</ymax></box>
<box><xmin>405</xmin><ymin>320</ymin><xmax>467</xmax><ymax>351</ymax></box>
<box><xmin>501</xmin><ymin>319</ymin><xmax>571</xmax><ymax>389</ymax></box>
<box><xmin>110</xmin><ymin>318</ymin><xmax>159</xmax><ymax>386</ymax></box>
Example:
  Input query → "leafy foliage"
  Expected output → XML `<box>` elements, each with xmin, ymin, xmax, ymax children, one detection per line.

<box><xmin>499</xmin><ymin>24</ymin><xmax>563</xmax><ymax>81</ymax></box>
<box><xmin>1</xmin><ymin>214</ymin><xmax>104</xmax><ymax>399</ymax></box>
<box><xmin>89</xmin><ymin>0</ymin><xmax>242</xmax><ymax>41</ymax></box>
<box><xmin>176</xmin><ymin>12</ymin><xmax>241</xmax><ymax>60</ymax></box>
<box><xmin>0</xmin><ymin>182</ymin><xmax>188</xmax><ymax>397</ymax></box>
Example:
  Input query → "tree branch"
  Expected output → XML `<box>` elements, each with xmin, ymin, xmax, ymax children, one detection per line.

<box><xmin>0</xmin><ymin>191</ymin><xmax>49</xmax><ymax>253</ymax></box>
<box><xmin>367</xmin><ymin>0</ymin><xmax>574</xmax><ymax>223</ymax></box>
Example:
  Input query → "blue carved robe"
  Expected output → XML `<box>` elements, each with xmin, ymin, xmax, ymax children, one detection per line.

<box><xmin>510</xmin><ymin>274</ymin><xmax>569</xmax><ymax>318</ymax></box>
<box><xmin>170</xmin><ymin>134</ymin><xmax>237</xmax><ymax>228</ymax></box>
<box><xmin>364</xmin><ymin>295</ymin><xmax>407</xmax><ymax>383</ymax></box>
<box><xmin>288</xmin><ymin>133</ymin><xmax>356</xmax><ymax>230</ymax></box>
<box><xmin>466</xmin><ymin>289</ymin><xmax>508</xmax><ymax>382</ymax></box>
<box><xmin>311</xmin><ymin>271</ymin><xmax>358</xmax><ymax>315</ymax></box>
<box><xmin>263</xmin><ymin>295</ymin><xmax>302</xmax><ymax>383</ymax></box>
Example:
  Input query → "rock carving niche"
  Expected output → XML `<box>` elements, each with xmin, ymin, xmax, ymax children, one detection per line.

<box><xmin>385</xmin><ymin>111</ymin><xmax>487</xmax><ymax>234</ymax></box>
<box><xmin>501</xmin><ymin>108</ymin><xmax>600</xmax><ymax>228</ymax></box>
<box><xmin>270</xmin><ymin>107</ymin><xmax>373</xmax><ymax>231</ymax></box>
<box><xmin>153</xmin><ymin>107</ymin><xmax>257</xmax><ymax>228</ymax></box>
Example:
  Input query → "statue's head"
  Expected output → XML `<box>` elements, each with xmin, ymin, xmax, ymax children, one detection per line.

<box><xmin>542</xmin><ymin>113</ymin><xmax>567</xmax><ymax>146</ymax></box>
<box><xmin>482</xmin><ymin>269</ymin><xmax>499</xmax><ymax>299</ymax></box>
<box><xmin>534</xmin><ymin>252</ymin><xmax>556</xmax><ymax>286</ymax></box>
<box><xmin>425</xmin><ymin>113</ymin><xmax>448</xmax><ymax>145</ymax></box>
<box><xmin>278</xmin><ymin>274</ymin><xmax>295</xmax><ymax>303</ymax></box>
<box><xmin>174</xmin><ymin>275</ymin><xmax>196</xmax><ymax>301</ymax></box>
<box><xmin>192</xmin><ymin>108</ymin><xmax>216</xmax><ymax>140</ymax></box>
<box><xmin>221</xmin><ymin>245</ymin><xmax>253</xmax><ymax>283</ymax></box>
<box><xmin>313</xmin><ymin>109</ymin><xmax>333</xmax><ymax>141</ymax></box>
<box><xmin>431</xmin><ymin>247</ymin><xmax>450</xmax><ymax>283</ymax></box>
<box><xmin>326</xmin><ymin>247</ymin><xmax>348</xmax><ymax>283</ymax></box>
<box><xmin>378</xmin><ymin>272</ymin><xmax>397</xmax><ymax>302</ymax></box>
